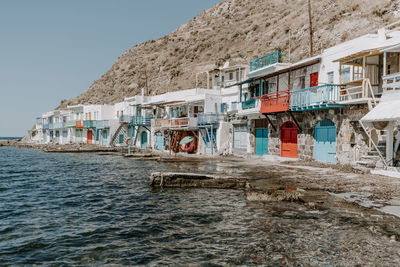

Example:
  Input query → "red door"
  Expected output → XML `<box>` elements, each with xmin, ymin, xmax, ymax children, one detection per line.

<box><xmin>87</xmin><ymin>131</ymin><xmax>93</xmax><ymax>144</ymax></box>
<box><xmin>310</xmin><ymin>72</ymin><xmax>319</xmax><ymax>87</ymax></box>
<box><xmin>280</xmin><ymin>121</ymin><xmax>298</xmax><ymax>158</ymax></box>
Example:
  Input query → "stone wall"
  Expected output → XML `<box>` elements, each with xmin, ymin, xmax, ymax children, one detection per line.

<box><xmin>247</xmin><ymin>105</ymin><xmax>371</xmax><ymax>165</ymax></box>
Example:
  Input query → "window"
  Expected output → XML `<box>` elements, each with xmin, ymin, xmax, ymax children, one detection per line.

<box><xmin>236</xmin><ymin>71</ymin><xmax>239</xmax><ymax>81</ymax></box>
<box><xmin>327</xmin><ymin>72</ymin><xmax>334</xmax><ymax>84</ymax></box>
<box><xmin>299</xmin><ymin>76</ymin><xmax>306</xmax><ymax>89</ymax></box>
<box><xmin>229</xmin><ymin>72</ymin><xmax>233</xmax><ymax>80</ymax></box>
<box><xmin>353</xmin><ymin>65</ymin><xmax>363</xmax><ymax>80</ymax></box>
<box><xmin>341</xmin><ymin>67</ymin><xmax>350</xmax><ymax>83</ymax></box>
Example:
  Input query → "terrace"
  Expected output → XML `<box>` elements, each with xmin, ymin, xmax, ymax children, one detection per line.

<box><xmin>119</xmin><ymin>115</ymin><xmax>133</xmax><ymax>123</ymax></box>
<box><xmin>290</xmin><ymin>84</ymin><xmax>344</xmax><ymax>111</ymax></box>
<box><xmin>96</xmin><ymin>120</ymin><xmax>109</xmax><ymax>129</ymax></box>
<box><xmin>197</xmin><ymin>113</ymin><xmax>223</xmax><ymax>126</ymax></box>
<box><xmin>250</xmin><ymin>50</ymin><xmax>281</xmax><ymax>72</ymax></box>
<box><xmin>260</xmin><ymin>90</ymin><xmax>291</xmax><ymax>114</ymax></box>
<box><xmin>83</xmin><ymin>120</ymin><xmax>96</xmax><ymax>128</ymax></box>
<box><xmin>65</xmin><ymin>120</ymin><xmax>76</xmax><ymax>128</ymax></box>
<box><xmin>132</xmin><ymin>116</ymin><xmax>153</xmax><ymax>126</ymax></box>
<box><xmin>170</xmin><ymin>117</ymin><xmax>198</xmax><ymax>129</ymax></box>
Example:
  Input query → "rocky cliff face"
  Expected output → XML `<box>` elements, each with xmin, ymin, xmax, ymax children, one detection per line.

<box><xmin>58</xmin><ymin>0</ymin><xmax>400</xmax><ymax>108</ymax></box>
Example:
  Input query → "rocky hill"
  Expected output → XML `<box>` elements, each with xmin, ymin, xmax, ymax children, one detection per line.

<box><xmin>58</xmin><ymin>0</ymin><xmax>400</xmax><ymax>108</ymax></box>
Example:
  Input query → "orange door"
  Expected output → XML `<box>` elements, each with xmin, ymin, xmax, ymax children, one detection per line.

<box><xmin>281</xmin><ymin>121</ymin><xmax>298</xmax><ymax>158</ymax></box>
<box><xmin>87</xmin><ymin>131</ymin><xmax>93</xmax><ymax>144</ymax></box>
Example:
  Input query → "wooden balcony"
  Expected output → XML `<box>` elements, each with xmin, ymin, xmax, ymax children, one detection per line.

<box><xmin>152</xmin><ymin>118</ymin><xmax>170</xmax><ymax>128</ymax></box>
<box><xmin>339</xmin><ymin>78</ymin><xmax>377</xmax><ymax>104</ymax></box>
<box><xmin>290</xmin><ymin>84</ymin><xmax>344</xmax><ymax>111</ymax></box>
<box><xmin>170</xmin><ymin>117</ymin><xmax>198</xmax><ymax>129</ymax></box>
<box><xmin>383</xmin><ymin>72</ymin><xmax>400</xmax><ymax>91</ymax></box>
<box><xmin>76</xmin><ymin>120</ymin><xmax>84</xmax><ymax>128</ymax></box>
<box><xmin>260</xmin><ymin>90</ymin><xmax>290</xmax><ymax>114</ymax></box>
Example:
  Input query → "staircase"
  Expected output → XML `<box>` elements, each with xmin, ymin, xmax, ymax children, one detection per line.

<box><xmin>110</xmin><ymin>124</ymin><xmax>128</xmax><ymax>147</ymax></box>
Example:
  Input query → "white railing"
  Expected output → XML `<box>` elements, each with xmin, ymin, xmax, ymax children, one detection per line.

<box><xmin>383</xmin><ymin>72</ymin><xmax>400</xmax><ymax>91</ymax></box>
<box><xmin>340</xmin><ymin>78</ymin><xmax>376</xmax><ymax>105</ymax></box>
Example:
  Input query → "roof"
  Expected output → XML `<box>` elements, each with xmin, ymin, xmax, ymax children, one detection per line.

<box><xmin>361</xmin><ymin>101</ymin><xmax>400</xmax><ymax>122</ymax></box>
<box><xmin>361</xmin><ymin>91</ymin><xmax>400</xmax><ymax>122</ymax></box>
<box><xmin>333</xmin><ymin>48</ymin><xmax>382</xmax><ymax>63</ymax></box>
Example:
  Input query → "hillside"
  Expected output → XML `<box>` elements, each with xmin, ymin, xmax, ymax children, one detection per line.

<box><xmin>58</xmin><ymin>0</ymin><xmax>400</xmax><ymax>108</ymax></box>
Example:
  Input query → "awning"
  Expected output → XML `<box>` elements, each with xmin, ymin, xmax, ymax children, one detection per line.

<box><xmin>361</xmin><ymin>101</ymin><xmax>400</xmax><ymax>122</ymax></box>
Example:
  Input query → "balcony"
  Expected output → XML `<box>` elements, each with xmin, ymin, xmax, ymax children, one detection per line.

<box><xmin>260</xmin><ymin>90</ymin><xmax>290</xmax><ymax>114</ymax></box>
<box><xmin>339</xmin><ymin>78</ymin><xmax>376</xmax><ymax>104</ymax></box>
<box><xmin>49</xmin><ymin>123</ymin><xmax>54</xmax><ymax>129</ymax></box>
<box><xmin>76</xmin><ymin>120</ymin><xmax>84</xmax><ymax>128</ymax></box>
<box><xmin>119</xmin><ymin>115</ymin><xmax>132</xmax><ymax>123</ymax></box>
<box><xmin>383</xmin><ymin>72</ymin><xmax>400</xmax><ymax>91</ymax></box>
<box><xmin>231</xmin><ymin>102</ymin><xmax>239</xmax><ymax>111</ymax></box>
<box><xmin>53</xmin><ymin>122</ymin><xmax>65</xmax><ymax>129</ymax></box>
<box><xmin>43</xmin><ymin>123</ymin><xmax>49</xmax><ymax>130</ymax></box>
<box><xmin>84</xmin><ymin>120</ymin><xmax>96</xmax><ymax>128</ymax></box>
<box><xmin>96</xmin><ymin>120</ymin><xmax>109</xmax><ymax>129</ymax></box>
<box><xmin>242</xmin><ymin>98</ymin><xmax>256</xmax><ymax>110</ymax></box>
<box><xmin>250</xmin><ymin>50</ymin><xmax>280</xmax><ymax>72</ymax></box>
<box><xmin>132</xmin><ymin>116</ymin><xmax>152</xmax><ymax>126</ymax></box>
<box><xmin>170</xmin><ymin>117</ymin><xmax>198</xmax><ymax>129</ymax></box>
<box><xmin>65</xmin><ymin>120</ymin><xmax>76</xmax><ymax>128</ymax></box>
<box><xmin>152</xmin><ymin>118</ymin><xmax>170</xmax><ymax>128</ymax></box>
<box><xmin>197</xmin><ymin>113</ymin><xmax>223</xmax><ymax>126</ymax></box>
<box><xmin>290</xmin><ymin>84</ymin><xmax>344</xmax><ymax>111</ymax></box>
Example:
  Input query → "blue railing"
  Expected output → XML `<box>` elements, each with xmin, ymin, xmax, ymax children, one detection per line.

<box><xmin>96</xmin><ymin>120</ymin><xmax>109</xmax><ymax>129</ymax></box>
<box><xmin>242</xmin><ymin>98</ymin><xmax>256</xmax><ymax>109</ymax></box>
<box><xmin>290</xmin><ymin>84</ymin><xmax>340</xmax><ymax>111</ymax></box>
<box><xmin>119</xmin><ymin>115</ymin><xmax>133</xmax><ymax>123</ymax></box>
<box><xmin>250</xmin><ymin>50</ymin><xmax>280</xmax><ymax>72</ymax></box>
<box><xmin>84</xmin><ymin>120</ymin><xmax>96</xmax><ymax>128</ymax></box>
<box><xmin>197</xmin><ymin>113</ymin><xmax>223</xmax><ymax>126</ymax></box>
<box><xmin>132</xmin><ymin>116</ymin><xmax>153</xmax><ymax>126</ymax></box>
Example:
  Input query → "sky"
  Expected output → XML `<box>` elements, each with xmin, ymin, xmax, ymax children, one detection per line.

<box><xmin>0</xmin><ymin>0</ymin><xmax>222</xmax><ymax>137</ymax></box>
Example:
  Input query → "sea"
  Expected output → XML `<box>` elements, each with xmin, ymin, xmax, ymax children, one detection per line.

<box><xmin>0</xmin><ymin>137</ymin><xmax>22</xmax><ymax>140</ymax></box>
<box><xmin>1</xmin><ymin>146</ymin><xmax>400</xmax><ymax>266</ymax></box>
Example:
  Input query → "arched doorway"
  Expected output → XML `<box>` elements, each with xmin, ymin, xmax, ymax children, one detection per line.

<box><xmin>314</xmin><ymin>119</ymin><xmax>336</xmax><ymax>163</ymax></box>
<box><xmin>280</xmin><ymin>121</ymin><xmax>298</xmax><ymax>158</ymax></box>
<box><xmin>141</xmin><ymin>131</ymin><xmax>148</xmax><ymax>149</ymax></box>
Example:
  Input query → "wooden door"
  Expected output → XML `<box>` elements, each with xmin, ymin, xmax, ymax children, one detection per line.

<box><xmin>280</xmin><ymin>121</ymin><xmax>298</xmax><ymax>158</ymax></box>
<box><xmin>87</xmin><ymin>131</ymin><xmax>93</xmax><ymax>144</ymax></box>
<box><xmin>314</xmin><ymin>120</ymin><xmax>336</xmax><ymax>163</ymax></box>
<box><xmin>255</xmin><ymin>129</ymin><xmax>268</xmax><ymax>156</ymax></box>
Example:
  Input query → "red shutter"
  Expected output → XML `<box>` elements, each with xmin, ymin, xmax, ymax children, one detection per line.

<box><xmin>310</xmin><ymin>72</ymin><xmax>319</xmax><ymax>87</ymax></box>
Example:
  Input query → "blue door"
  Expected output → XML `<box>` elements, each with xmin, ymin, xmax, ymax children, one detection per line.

<box><xmin>119</xmin><ymin>134</ymin><xmax>124</xmax><ymax>144</ymax></box>
<box><xmin>314</xmin><ymin>120</ymin><xmax>336</xmax><ymax>163</ymax></box>
<box><xmin>155</xmin><ymin>133</ymin><xmax>164</xmax><ymax>150</ymax></box>
<box><xmin>255</xmin><ymin>129</ymin><xmax>268</xmax><ymax>156</ymax></box>
<box><xmin>102</xmin><ymin>130</ymin><xmax>108</xmax><ymax>146</ymax></box>
<box><xmin>141</xmin><ymin>131</ymin><xmax>148</xmax><ymax>149</ymax></box>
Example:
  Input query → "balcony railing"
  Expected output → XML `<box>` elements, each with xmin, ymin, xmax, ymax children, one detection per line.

<box><xmin>65</xmin><ymin>120</ymin><xmax>76</xmax><ymax>128</ymax></box>
<box><xmin>84</xmin><ymin>120</ymin><xmax>96</xmax><ymax>128</ymax></box>
<box><xmin>197</xmin><ymin>113</ymin><xmax>223</xmax><ymax>126</ymax></box>
<box><xmin>76</xmin><ymin>120</ymin><xmax>84</xmax><ymax>128</ymax></box>
<box><xmin>96</xmin><ymin>120</ymin><xmax>109</xmax><ymax>129</ymax></box>
<box><xmin>49</xmin><ymin>123</ymin><xmax>54</xmax><ymax>129</ymax></box>
<box><xmin>231</xmin><ymin>102</ymin><xmax>238</xmax><ymax>111</ymax></box>
<box><xmin>250</xmin><ymin>50</ymin><xmax>280</xmax><ymax>72</ymax></box>
<box><xmin>132</xmin><ymin>116</ymin><xmax>153</xmax><ymax>126</ymax></box>
<box><xmin>53</xmin><ymin>122</ymin><xmax>65</xmax><ymax>129</ymax></box>
<box><xmin>242</xmin><ymin>98</ymin><xmax>256</xmax><ymax>110</ymax></box>
<box><xmin>290</xmin><ymin>84</ymin><xmax>341</xmax><ymax>111</ymax></box>
<box><xmin>260</xmin><ymin>89</ymin><xmax>290</xmax><ymax>114</ymax></box>
<box><xmin>383</xmin><ymin>72</ymin><xmax>400</xmax><ymax>91</ymax></box>
<box><xmin>152</xmin><ymin>118</ymin><xmax>170</xmax><ymax>128</ymax></box>
<box><xmin>43</xmin><ymin>123</ymin><xmax>49</xmax><ymax>130</ymax></box>
<box><xmin>170</xmin><ymin>117</ymin><xmax>198</xmax><ymax>129</ymax></box>
<box><xmin>339</xmin><ymin>78</ymin><xmax>376</xmax><ymax>104</ymax></box>
<box><xmin>119</xmin><ymin>115</ymin><xmax>132</xmax><ymax>123</ymax></box>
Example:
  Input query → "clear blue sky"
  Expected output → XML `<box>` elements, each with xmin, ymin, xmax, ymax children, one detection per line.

<box><xmin>0</xmin><ymin>0</ymin><xmax>222</xmax><ymax>137</ymax></box>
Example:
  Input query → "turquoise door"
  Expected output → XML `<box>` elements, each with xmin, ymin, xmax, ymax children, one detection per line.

<box><xmin>102</xmin><ymin>130</ymin><xmax>108</xmax><ymax>146</ymax></box>
<box><xmin>155</xmin><ymin>133</ymin><xmax>164</xmax><ymax>150</ymax></box>
<box><xmin>255</xmin><ymin>129</ymin><xmax>268</xmax><ymax>156</ymax></box>
<box><xmin>314</xmin><ymin>120</ymin><xmax>336</xmax><ymax>163</ymax></box>
<box><xmin>141</xmin><ymin>131</ymin><xmax>148</xmax><ymax>149</ymax></box>
<box><xmin>119</xmin><ymin>134</ymin><xmax>124</xmax><ymax>144</ymax></box>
